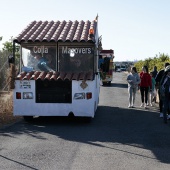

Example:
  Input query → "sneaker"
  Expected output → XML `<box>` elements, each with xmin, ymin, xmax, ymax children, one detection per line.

<box><xmin>160</xmin><ymin>113</ymin><xmax>163</xmax><ymax>118</ymax></box>
<box><xmin>144</xmin><ymin>103</ymin><xmax>147</xmax><ymax>109</ymax></box>
<box><xmin>140</xmin><ymin>103</ymin><xmax>144</xmax><ymax>107</ymax></box>
<box><xmin>150</xmin><ymin>103</ymin><xmax>153</xmax><ymax>107</ymax></box>
<box><xmin>128</xmin><ymin>105</ymin><xmax>131</xmax><ymax>108</ymax></box>
<box><xmin>131</xmin><ymin>105</ymin><xmax>135</xmax><ymax>108</ymax></box>
<box><xmin>146</xmin><ymin>103</ymin><xmax>149</xmax><ymax>106</ymax></box>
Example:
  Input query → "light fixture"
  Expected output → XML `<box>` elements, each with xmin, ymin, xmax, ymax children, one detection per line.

<box><xmin>23</xmin><ymin>92</ymin><xmax>33</xmax><ymax>99</ymax></box>
<box><xmin>70</xmin><ymin>49</ymin><xmax>75</xmax><ymax>57</ymax></box>
<box><xmin>89</xmin><ymin>28</ymin><xmax>94</xmax><ymax>38</ymax></box>
<box><xmin>74</xmin><ymin>93</ymin><xmax>85</xmax><ymax>99</ymax></box>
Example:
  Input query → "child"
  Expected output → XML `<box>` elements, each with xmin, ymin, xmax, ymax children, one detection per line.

<box><xmin>149</xmin><ymin>72</ymin><xmax>156</xmax><ymax>106</ymax></box>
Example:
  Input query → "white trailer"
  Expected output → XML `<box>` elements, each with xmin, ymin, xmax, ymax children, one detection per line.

<box><xmin>12</xmin><ymin>19</ymin><xmax>101</xmax><ymax>122</ymax></box>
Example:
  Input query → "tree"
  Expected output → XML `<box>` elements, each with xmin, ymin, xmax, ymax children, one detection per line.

<box><xmin>134</xmin><ymin>53</ymin><xmax>170</xmax><ymax>73</ymax></box>
<box><xmin>2</xmin><ymin>37</ymin><xmax>20</xmax><ymax>65</ymax></box>
<box><xmin>0</xmin><ymin>37</ymin><xmax>20</xmax><ymax>90</ymax></box>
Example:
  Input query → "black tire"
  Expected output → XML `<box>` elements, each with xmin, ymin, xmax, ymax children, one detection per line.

<box><xmin>23</xmin><ymin>116</ymin><xmax>33</xmax><ymax>122</ymax></box>
<box><xmin>84</xmin><ymin>117</ymin><xmax>92</xmax><ymax>123</ymax></box>
<box><xmin>102</xmin><ymin>82</ymin><xmax>106</xmax><ymax>86</ymax></box>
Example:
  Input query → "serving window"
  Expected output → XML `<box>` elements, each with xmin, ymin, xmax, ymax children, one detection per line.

<box><xmin>58</xmin><ymin>46</ymin><xmax>94</xmax><ymax>73</ymax></box>
<box><xmin>21</xmin><ymin>45</ymin><xmax>56</xmax><ymax>72</ymax></box>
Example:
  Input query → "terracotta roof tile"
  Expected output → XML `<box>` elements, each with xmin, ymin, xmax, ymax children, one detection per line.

<box><xmin>50</xmin><ymin>72</ymin><xmax>60</xmax><ymax>81</ymax></box>
<box><xmin>16</xmin><ymin>72</ymin><xmax>27</xmax><ymax>80</ymax></box>
<box><xmin>72</xmin><ymin>73</ymin><xmax>80</xmax><ymax>80</ymax></box>
<box><xmin>80</xmin><ymin>20</ymin><xmax>90</xmax><ymax>42</ymax></box>
<box><xmin>86</xmin><ymin>72</ymin><xmax>94</xmax><ymax>80</ymax></box>
<box><xmin>64</xmin><ymin>73</ymin><xmax>73</xmax><ymax>81</ymax></box>
<box><xmin>16</xmin><ymin>71</ymin><xmax>94</xmax><ymax>81</ymax></box>
<box><xmin>30</xmin><ymin>71</ymin><xmax>41</xmax><ymax>80</ymax></box>
<box><xmin>37</xmin><ymin>71</ymin><xmax>47</xmax><ymax>80</ymax></box>
<box><xmin>79</xmin><ymin>72</ymin><xmax>86</xmax><ymax>80</ymax></box>
<box><xmin>44</xmin><ymin>71</ymin><xmax>53</xmax><ymax>80</ymax></box>
<box><xmin>14</xmin><ymin>20</ymin><xmax>97</xmax><ymax>43</ymax></box>
<box><xmin>51</xmin><ymin>20</ymin><xmax>66</xmax><ymax>42</ymax></box>
<box><xmin>66</xmin><ymin>20</ymin><xmax>79</xmax><ymax>41</ymax></box>
<box><xmin>23</xmin><ymin>71</ymin><xmax>34</xmax><ymax>80</ymax></box>
<box><xmin>43</xmin><ymin>21</ymin><xmax>60</xmax><ymax>42</ymax></box>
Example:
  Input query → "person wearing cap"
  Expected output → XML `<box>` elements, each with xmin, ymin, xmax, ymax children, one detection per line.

<box><xmin>160</xmin><ymin>65</ymin><xmax>170</xmax><ymax>123</ymax></box>
<box><xmin>155</xmin><ymin>62</ymin><xmax>170</xmax><ymax>118</ymax></box>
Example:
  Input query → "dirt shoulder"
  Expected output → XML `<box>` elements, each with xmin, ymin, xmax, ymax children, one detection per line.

<box><xmin>0</xmin><ymin>92</ymin><xmax>22</xmax><ymax>129</ymax></box>
<box><xmin>0</xmin><ymin>112</ymin><xmax>22</xmax><ymax>129</ymax></box>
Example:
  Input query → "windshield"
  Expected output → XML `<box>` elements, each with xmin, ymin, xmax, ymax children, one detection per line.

<box><xmin>21</xmin><ymin>45</ymin><xmax>56</xmax><ymax>72</ymax></box>
<box><xmin>58</xmin><ymin>46</ymin><xmax>94</xmax><ymax>73</ymax></box>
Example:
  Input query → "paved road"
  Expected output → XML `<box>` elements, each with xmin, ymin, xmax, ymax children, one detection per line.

<box><xmin>0</xmin><ymin>72</ymin><xmax>170</xmax><ymax>170</ymax></box>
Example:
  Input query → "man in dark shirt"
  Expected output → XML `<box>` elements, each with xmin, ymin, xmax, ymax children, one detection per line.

<box><xmin>152</xmin><ymin>66</ymin><xmax>158</xmax><ymax>79</ymax></box>
<box><xmin>155</xmin><ymin>62</ymin><xmax>170</xmax><ymax>118</ymax></box>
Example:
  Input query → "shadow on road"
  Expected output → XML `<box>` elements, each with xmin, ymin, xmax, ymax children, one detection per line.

<box><xmin>1</xmin><ymin>105</ymin><xmax>170</xmax><ymax>164</ymax></box>
<box><xmin>102</xmin><ymin>83</ymin><xmax>128</xmax><ymax>88</ymax></box>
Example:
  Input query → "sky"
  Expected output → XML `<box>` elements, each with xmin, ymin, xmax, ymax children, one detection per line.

<box><xmin>0</xmin><ymin>0</ymin><xmax>170</xmax><ymax>61</ymax></box>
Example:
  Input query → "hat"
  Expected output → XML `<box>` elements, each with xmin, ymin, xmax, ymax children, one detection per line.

<box><xmin>165</xmin><ymin>65</ymin><xmax>170</xmax><ymax>72</ymax></box>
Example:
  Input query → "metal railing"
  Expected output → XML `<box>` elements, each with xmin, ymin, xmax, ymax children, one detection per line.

<box><xmin>0</xmin><ymin>59</ymin><xmax>8</xmax><ymax>73</ymax></box>
<box><xmin>0</xmin><ymin>58</ymin><xmax>9</xmax><ymax>91</ymax></box>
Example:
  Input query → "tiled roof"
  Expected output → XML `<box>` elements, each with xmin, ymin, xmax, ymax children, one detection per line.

<box><xmin>15</xmin><ymin>71</ymin><xmax>94</xmax><ymax>81</ymax></box>
<box><xmin>14</xmin><ymin>20</ymin><xmax>97</xmax><ymax>43</ymax></box>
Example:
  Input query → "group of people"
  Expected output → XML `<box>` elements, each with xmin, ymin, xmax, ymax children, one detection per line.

<box><xmin>127</xmin><ymin>63</ymin><xmax>170</xmax><ymax>123</ymax></box>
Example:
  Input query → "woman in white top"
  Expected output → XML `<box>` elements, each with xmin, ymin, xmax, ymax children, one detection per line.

<box><xmin>127</xmin><ymin>67</ymin><xmax>141</xmax><ymax>108</ymax></box>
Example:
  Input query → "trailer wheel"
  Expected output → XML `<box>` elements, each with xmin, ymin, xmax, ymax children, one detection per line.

<box><xmin>84</xmin><ymin>117</ymin><xmax>92</xmax><ymax>123</ymax></box>
<box><xmin>23</xmin><ymin>116</ymin><xmax>33</xmax><ymax>122</ymax></box>
<box><xmin>108</xmin><ymin>81</ymin><xmax>111</xmax><ymax>85</ymax></box>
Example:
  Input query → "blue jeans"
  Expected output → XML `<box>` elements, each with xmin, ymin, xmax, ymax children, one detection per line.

<box><xmin>128</xmin><ymin>86</ymin><xmax>137</xmax><ymax>106</ymax></box>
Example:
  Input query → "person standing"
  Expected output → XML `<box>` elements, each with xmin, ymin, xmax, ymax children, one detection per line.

<box><xmin>152</xmin><ymin>66</ymin><xmax>158</xmax><ymax>79</ymax></box>
<box><xmin>127</xmin><ymin>67</ymin><xmax>141</xmax><ymax>108</ymax></box>
<box><xmin>160</xmin><ymin>65</ymin><xmax>170</xmax><ymax>123</ymax></box>
<box><xmin>139</xmin><ymin>66</ymin><xmax>152</xmax><ymax>109</ymax></box>
<box><xmin>148</xmin><ymin>72</ymin><xmax>156</xmax><ymax>106</ymax></box>
<box><xmin>155</xmin><ymin>62</ymin><xmax>170</xmax><ymax>117</ymax></box>
<box><xmin>152</xmin><ymin>66</ymin><xmax>158</xmax><ymax>103</ymax></box>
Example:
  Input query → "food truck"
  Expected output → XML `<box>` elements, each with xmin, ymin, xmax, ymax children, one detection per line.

<box><xmin>12</xmin><ymin>18</ymin><xmax>101</xmax><ymax>121</ymax></box>
<box><xmin>99</xmin><ymin>50</ymin><xmax>114</xmax><ymax>85</ymax></box>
